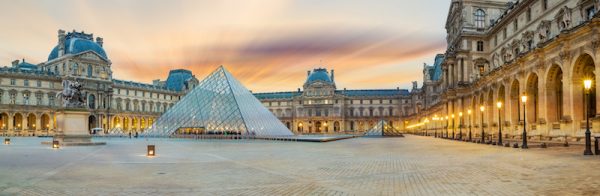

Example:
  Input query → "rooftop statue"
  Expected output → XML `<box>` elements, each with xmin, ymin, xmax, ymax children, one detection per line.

<box><xmin>57</xmin><ymin>79</ymin><xmax>86</xmax><ymax>108</ymax></box>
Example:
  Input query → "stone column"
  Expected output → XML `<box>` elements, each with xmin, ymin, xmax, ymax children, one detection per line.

<box><xmin>35</xmin><ymin>113</ymin><xmax>41</xmax><ymax>134</ymax></box>
<box><xmin>562</xmin><ymin>78</ymin><xmax>575</xmax><ymax>135</ymax></box>
<box><xmin>537</xmin><ymin>75</ymin><xmax>548</xmax><ymax>136</ymax></box>
<box><xmin>7</xmin><ymin>113</ymin><xmax>13</xmax><ymax>133</ymax></box>
<box><xmin>23</xmin><ymin>115</ymin><xmax>28</xmax><ymax>133</ymax></box>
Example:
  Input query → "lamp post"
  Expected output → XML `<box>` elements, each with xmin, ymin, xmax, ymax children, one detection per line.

<box><xmin>424</xmin><ymin>118</ymin><xmax>429</xmax><ymax>136</ymax></box>
<box><xmin>433</xmin><ymin>115</ymin><xmax>438</xmax><ymax>138</ymax></box>
<box><xmin>584</xmin><ymin>79</ymin><xmax>593</xmax><ymax>155</ymax></box>
<box><xmin>497</xmin><ymin>101</ymin><xmax>503</xmax><ymax>146</ymax></box>
<box><xmin>480</xmin><ymin>106</ymin><xmax>485</xmax><ymax>143</ymax></box>
<box><xmin>451</xmin><ymin>114</ymin><xmax>455</xmax><ymax>140</ymax></box>
<box><xmin>445</xmin><ymin>116</ymin><xmax>449</xmax><ymax>138</ymax></box>
<box><xmin>468</xmin><ymin>109</ymin><xmax>472</xmax><ymax>142</ymax></box>
<box><xmin>521</xmin><ymin>95</ymin><xmax>528</xmax><ymax>149</ymax></box>
<box><xmin>459</xmin><ymin>112</ymin><xmax>463</xmax><ymax>141</ymax></box>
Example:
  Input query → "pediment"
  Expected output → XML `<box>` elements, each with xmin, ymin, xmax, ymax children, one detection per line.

<box><xmin>72</xmin><ymin>51</ymin><xmax>110</xmax><ymax>63</ymax></box>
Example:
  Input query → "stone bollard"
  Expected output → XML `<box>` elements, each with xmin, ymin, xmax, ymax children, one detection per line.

<box><xmin>492</xmin><ymin>141</ymin><xmax>497</xmax><ymax>145</ymax></box>
<box><xmin>541</xmin><ymin>143</ymin><xmax>547</xmax><ymax>148</ymax></box>
<box><xmin>513</xmin><ymin>143</ymin><xmax>519</xmax><ymax>148</ymax></box>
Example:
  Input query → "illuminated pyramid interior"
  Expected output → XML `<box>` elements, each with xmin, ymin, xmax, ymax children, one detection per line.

<box><xmin>145</xmin><ymin>66</ymin><xmax>293</xmax><ymax>137</ymax></box>
<box><xmin>364</xmin><ymin>120</ymin><xmax>404</xmax><ymax>137</ymax></box>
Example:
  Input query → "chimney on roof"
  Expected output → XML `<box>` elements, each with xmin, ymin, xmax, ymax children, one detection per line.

<box><xmin>331</xmin><ymin>69</ymin><xmax>334</xmax><ymax>82</ymax></box>
<box><xmin>307</xmin><ymin>70</ymin><xmax>311</xmax><ymax>77</ymax></box>
<box><xmin>11</xmin><ymin>60</ymin><xmax>19</xmax><ymax>67</ymax></box>
<box><xmin>58</xmin><ymin>29</ymin><xmax>66</xmax><ymax>57</ymax></box>
<box><xmin>297</xmin><ymin>88</ymin><xmax>301</xmax><ymax>92</ymax></box>
<box><xmin>96</xmin><ymin>37</ymin><xmax>103</xmax><ymax>47</ymax></box>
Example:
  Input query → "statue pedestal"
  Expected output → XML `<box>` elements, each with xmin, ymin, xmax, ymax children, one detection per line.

<box><xmin>42</xmin><ymin>108</ymin><xmax>105</xmax><ymax>146</ymax></box>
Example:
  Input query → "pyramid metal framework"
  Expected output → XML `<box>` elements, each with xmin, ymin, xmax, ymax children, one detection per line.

<box><xmin>144</xmin><ymin>66</ymin><xmax>293</xmax><ymax>137</ymax></box>
<box><xmin>363</xmin><ymin>120</ymin><xmax>404</xmax><ymax>137</ymax></box>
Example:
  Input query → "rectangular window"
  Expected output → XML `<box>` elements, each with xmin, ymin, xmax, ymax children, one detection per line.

<box><xmin>37</xmin><ymin>80</ymin><xmax>42</xmax><ymax>87</ymax></box>
<box><xmin>494</xmin><ymin>35</ymin><xmax>498</xmax><ymax>46</ymax></box>
<box><xmin>24</xmin><ymin>80</ymin><xmax>29</xmax><ymax>86</ymax></box>
<box><xmin>543</xmin><ymin>0</ymin><xmax>548</xmax><ymax>11</ymax></box>
<box><xmin>513</xmin><ymin>20</ymin><xmax>518</xmax><ymax>31</ymax></box>
<box><xmin>477</xmin><ymin>41</ymin><xmax>484</xmax><ymax>52</ymax></box>
<box><xmin>587</xmin><ymin>7</ymin><xmax>596</xmax><ymax>20</ymax></box>
<box><xmin>526</xmin><ymin>8</ymin><xmax>532</xmax><ymax>22</ymax></box>
<box><xmin>503</xmin><ymin>28</ymin><xmax>507</xmax><ymax>39</ymax></box>
<box><xmin>10</xmin><ymin>79</ymin><xmax>15</xmax><ymax>85</ymax></box>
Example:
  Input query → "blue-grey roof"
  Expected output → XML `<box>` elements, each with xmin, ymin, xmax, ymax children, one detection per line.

<box><xmin>17</xmin><ymin>61</ymin><xmax>38</xmax><ymax>70</ymax></box>
<box><xmin>0</xmin><ymin>66</ymin><xmax>57</xmax><ymax>76</ymax></box>
<box><xmin>253</xmin><ymin>91</ymin><xmax>301</xmax><ymax>99</ymax></box>
<box><xmin>165</xmin><ymin>69</ymin><xmax>193</xmax><ymax>91</ymax></box>
<box><xmin>431</xmin><ymin>54</ymin><xmax>444</xmax><ymax>81</ymax></box>
<box><xmin>113</xmin><ymin>79</ymin><xmax>169</xmax><ymax>90</ymax></box>
<box><xmin>306</xmin><ymin>68</ymin><xmax>333</xmax><ymax>84</ymax></box>
<box><xmin>48</xmin><ymin>32</ymin><xmax>107</xmax><ymax>61</ymax></box>
<box><xmin>338</xmin><ymin>89</ymin><xmax>409</xmax><ymax>97</ymax></box>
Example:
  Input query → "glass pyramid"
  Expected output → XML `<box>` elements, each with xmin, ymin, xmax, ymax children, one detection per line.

<box><xmin>144</xmin><ymin>66</ymin><xmax>293</xmax><ymax>137</ymax></box>
<box><xmin>363</xmin><ymin>120</ymin><xmax>404</xmax><ymax>137</ymax></box>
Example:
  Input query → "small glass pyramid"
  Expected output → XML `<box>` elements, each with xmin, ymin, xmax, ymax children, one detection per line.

<box><xmin>144</xmin><ymin>66</ymin><xmax>293</xmax><ymax>137</ymax></box>
<box><xmin>363</xmin><ymin>120</ymin><xmax>404</xmax><ymax>137</ymax></box>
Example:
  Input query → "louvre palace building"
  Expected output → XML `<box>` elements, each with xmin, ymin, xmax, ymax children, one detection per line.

<box><xmin>254</xmin><ymin>68</ymin><xmax>415</xmax><ymax>134</ymax></box>
<box><xmin>0</xmin><ymin>29</ymin><xmax>418</xmax><ymax>136</ymax></box>
<box><xmin>403</xmin><ymin>0</ymin><xmax>600</xmax><ymax>140</ymax></box>
<box><xmin>0</xmin><ymin>30</ymin><xmax>200</xmax><ymax>136</ymax></box>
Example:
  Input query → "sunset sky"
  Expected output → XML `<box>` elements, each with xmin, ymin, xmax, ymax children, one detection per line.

<box><xmin>0</xmin><ymin>0</ymin><xmax>449</xmax><ymax>92</ymax></box>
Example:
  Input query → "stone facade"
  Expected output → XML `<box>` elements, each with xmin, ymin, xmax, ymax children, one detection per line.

<box><xmin>0</xmin><ymin>30</ymin><xmax>198</xmax><ymax>136</ymax></box>
<box><xmin>405</xmin><ymin>0</ymin><xmax>600</xmax><ymax>140</ymax></box>
<box><xmin>255</xmin><ymin>68</ymin><xmax>412</xmax><ymax>134</ymax></box>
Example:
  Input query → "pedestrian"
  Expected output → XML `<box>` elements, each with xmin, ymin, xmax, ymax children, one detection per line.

<box><xmin>129</xmin><ymin>132</ymin><xmax>132</xmax><ymax>139</ymax></box>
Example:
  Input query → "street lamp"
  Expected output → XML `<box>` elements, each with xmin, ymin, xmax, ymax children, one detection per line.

<box><xmin>451</xmin><ymin>114</ymin><xmax>455</xmax><ymax>140</ymax></box>
<box><xmin>497</xmin><ymin>101</ymin><xmax>503</xmax><ymax>146</ymax></box>
<box><xmin>521</xmin><ymin>95</ymin><xmax>528</xmax><ymax>149</ymax></box>
<box><xmin>459</xmin><ymin>112</ymin><xmax>463</xmax><ymax>141</ymax></box>
<box><xmin>584</xmin><ymin>79</ymin><xmax>593</xmax><ymax>155</ymax></box>
<box><xmin>480</xmin><ymin>106</ymin><xmax>485</xmax><ymax>143</ymax></box>
<box><xmin>424</xmin><ymin>118</ymin><xmax>429</xmax><ymax>136</ymax></box>
<box><xmin>445</xmin><ymin>116</ymin><xmax>449</xmax><ymax>138</ymax></box>
<box><xmin>433</xmin><ymin>115</ymin><xmax>439</xmax><ymax>138</ymax></box>
<box><xmin>468</xmin><ymin>109</ymin><xmax>472</xmax><ymax>142</ymax></box>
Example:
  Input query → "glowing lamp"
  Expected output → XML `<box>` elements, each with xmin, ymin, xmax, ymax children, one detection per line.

<box><xmin>467</xmin><ymin>109</ymin><xmax>472</xmax><ymax>115</ymax></box>
<box><xmin>496</xmin><ymin>102</ymin><xmax>502</xmax><ymax>109</ymax></box>
<box><xmin>4</xmin><ymin>138</ymin><xmax>10</xmax><ymax>145</ymax></box>
<box><xmin>52</xmin><ymin>140</ymin><xmax>59</xmax><ymax>149</ymax></box>
<box><xmin>147</xmin><ymin>145</ymin><xmax>155</xmax><ymax>157</ymax></box>
<box><xmin>480</xmin><ymin>106</ymin><xmax>485</xmax><ymax>112</ymax></box>
<box><xmin>584</xmin><ymin>79</ymin><xmax>592</xmax><ymax>90</ymax></box>
<box><xmin>459</xmin><ymin>112</ymin><xmax>463</xmax><ymax>117</ymax></box>
<box><xmin>521</xmin><ymin>95</ymin><xmax>528</xmax><ymax>103</ymax></box>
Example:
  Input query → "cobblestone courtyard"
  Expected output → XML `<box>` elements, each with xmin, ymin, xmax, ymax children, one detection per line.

<box><xmin>1</xmin><ymin>135</ymin><xmax>600</xmax><ymax>195</ymax></box>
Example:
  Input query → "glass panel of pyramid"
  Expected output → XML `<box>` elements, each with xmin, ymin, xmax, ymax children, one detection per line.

<box><xmin>364</xmin><ymin>120</ymin><xmax>404</xmax><ymax>137</ymax></box>
<box><xmin>144</xmin><ymin>66</ymin><xmax>293</xmax><ymax>137</ymax></box>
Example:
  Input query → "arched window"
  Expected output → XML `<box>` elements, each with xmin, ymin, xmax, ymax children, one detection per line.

<box><xmin>87</xmin><ymin>64</ymin><xmax>93</xmax><ymax>77</ymax></box>
<box><xmin>88</xmin><ymin>94</ymin><xmax>95</xmax><ymax>109</ymax></box>
<box><xmin>474</xmin><ymin>9</ymin><xmax>486</xmax><ymax>29</ymax></box>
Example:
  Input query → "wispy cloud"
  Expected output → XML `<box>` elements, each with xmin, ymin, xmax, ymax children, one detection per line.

<box><xmin>0</xmin><ymin>0</ymin><xmax>449</xmax><ymax>92</ymax></box>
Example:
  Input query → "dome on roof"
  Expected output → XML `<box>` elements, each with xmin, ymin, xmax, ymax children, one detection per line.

<box><xmin>306</xmin><ymin>68</ymin><xmax>333</xmax><ymax>84</ymax></box>
<box><xmin>48</xmin><ymin>37</ymin><xmax>108</xmax><ymax>61</ymax></box>
<box><xmin>166</xmin><ymin>69</ymin><xmax>193</xmax><ymax>91</ymax></box>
